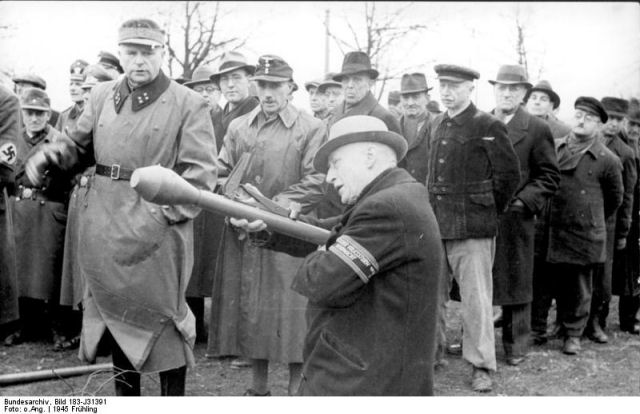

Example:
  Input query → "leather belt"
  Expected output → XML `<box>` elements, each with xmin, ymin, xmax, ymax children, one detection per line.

<box><xmin>95</xmin><ymin>163</ymin><xmax>134</xmax><ymax>181</ymax></box>
<box><xmin>14</xmin><ymin>185</ymin><xmax>63</xmax><ymax>203</ymax></box>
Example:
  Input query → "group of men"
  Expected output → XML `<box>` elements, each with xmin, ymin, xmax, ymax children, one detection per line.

<box><xmin>1</xmin><ymin>16</ymin><xmax>640</xmax><ymax>397</ymax></box>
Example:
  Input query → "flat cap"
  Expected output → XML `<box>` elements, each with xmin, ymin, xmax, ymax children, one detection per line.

<box><xmin>575</xmin><ymin>96</ymin><xmax>608</xmax><ymax>124</ymax></box>
<box><xmin>434</xmin><ymin>64</ymin><xmax>479</xmax><ymax>82</ymax></box>
<box><xmin>601</xmin><ymin>97</ymin><xmax>629</xmax><ymax>118</ymax></box>
<box><xmin>12</xmin><ymin>73</ymin><xmax>47</xmax><ymax>89</ymax></box>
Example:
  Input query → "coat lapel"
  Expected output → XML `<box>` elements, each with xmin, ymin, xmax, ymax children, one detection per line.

<box><xmin>505</xmin><ymin>106</ymin><xmax>529</xmax><ymax>146</ymax></box>
<box><xmin>113</xmin><ymin>71</ymin><xmax>171</xmax><ymax>114</ymax></box>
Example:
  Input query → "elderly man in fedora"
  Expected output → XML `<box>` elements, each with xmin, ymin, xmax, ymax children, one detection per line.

<box><xmin>488</xmin><ymin>64</ymin><xmax>560</xmax><ymax>366</ymax></box>
<box><xmin>426</xmin><ymin>63</ymin><xmax>520</xmax><ymax>392</ymax></box>
<box><xmin>397</xmin><ymin>73</ymin><xmax>433</xmax><ymax>183</ymax></box>
<box><xmin>328</xmin><ymin>51</ymin><xmax>400</xmax><ymax>134</ymax></box>
<box><xmin>209</xmin><ymin>54</ymin><xmax>326</xmax><ymax>396</ymax></box>
<box><xmin>23</xmin><ymin>17</ymin><xmax>217</xmax><ymax>396</ymax></box>
<box><xmin>588</xmin><ymin>97</ymin><xmax>637</xmax><ymax>343</ymax></box>
<box><xmin>231</xmin><ymin>115</ymin><xmax>443</xmax><ymax>395</ymax></box>
<box><xmin>525</xmin><ymin>80</ymin><xmax>571</xmax><ymax>139</ymax></box>
<box><xmin>537</xmin><ymin>97</ymin><xmax>623</xmax><ymax>355</ymax></box>
<box><xmin>305</xmin><ymin>77</ymin><xmax>330</xmax><ymax>120</ymax></box>
<box><xmin>317</xmin><ymin>72</ymin><xmax>343</xmax><ymax>113</ymax></box>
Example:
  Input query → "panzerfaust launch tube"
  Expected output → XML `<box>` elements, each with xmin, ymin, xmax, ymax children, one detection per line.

<box><xmin>130</xmin><ymin>166</ymin><xmax>331</xmax><ymax>246</ymax></box>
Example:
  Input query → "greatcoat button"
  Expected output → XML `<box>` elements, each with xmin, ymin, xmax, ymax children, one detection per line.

<box><xmin>438</xmin><ymin>158</ymin><xmax>445</xmax><ymax>164</ymax></box>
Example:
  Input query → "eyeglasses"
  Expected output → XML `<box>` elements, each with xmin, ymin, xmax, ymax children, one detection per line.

<box><xmin>194</xmin><ymin>86</ymin><xmax>220</xmax><ymax>93</ymax></box>
<box><xmin>573</xmin><ymin>111</ymin><xmax>600</xmax><ymax>123</ymax></box>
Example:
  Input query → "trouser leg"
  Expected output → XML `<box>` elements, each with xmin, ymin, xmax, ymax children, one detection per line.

<box><xmin>186</xmin><ymin>296</ymin><xmax>206</xmax><ymax>342</ymax></box>
<box><xmin>110</xmin><ymin>333</ymin><xmax>141</xmax><ymax>396</ymax></box>
<box><xmin>588</xmin><ymin>264</ymin><xmax>611</xmax><ymax>331</ymax></box>
<box><xmin>445</xmin><ymin>238</ymin><xmax>496</xmax><ymax>371</ymax></box>
<box><xmin>435</xmin><ymin>263</ymin><xmax>452</xmax><ymax>362</ymax></box>
<box><xmin>502</xmin><ymin>303</ymin><xmax>531</xmax><ymax>358</ymax></box>
<box><xmin>160</xmin><ymin>365</ymin><xmax>187</xmax><ymax>396</ymax></box>
<box><xmin>619</xmin><ymin>295</ymin><xmax>640</xmax><ymax>329</ymax></box>
<box><xmin>531</xmin><ymin>258</ymin><xmax>553</xmax><ymax>337</ymax></box>
<box><xmin>555</xmin><ymin>264</ymin><xmax>593</xmax><ymax>338</ymax></box>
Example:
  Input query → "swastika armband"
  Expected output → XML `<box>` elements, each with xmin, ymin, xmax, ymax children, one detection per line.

<box><xmin>0</xmin><ymin>143</ymin><xmax>17</xmax><ymax>166</ymax></box>
<box><xmin>329</xmin><ymin>235</ymin><xmax>379</xmax><ymax>284</ymax></box>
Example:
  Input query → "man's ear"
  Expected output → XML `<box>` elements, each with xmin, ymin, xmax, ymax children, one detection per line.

<box><xmin>45</xmin><ymin>110</ymin><xmax>52</xmax><ymax>122</ymax></box>
<box><xmin>365</xmin><ymin>145</ymin><xmax>377</xmax><ymax>168</ymax></box>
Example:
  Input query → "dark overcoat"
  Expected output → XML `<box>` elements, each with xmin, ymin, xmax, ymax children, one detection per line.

<box><xmin>492</xmin><ymin>107</ymin><xmax>560</xmax><ymax>305</ymax></box>
<box><xmin>398</xmin><ymin>112</ymin><xmax>432</xmax><ymax>183</ymax></box>
<box><xmin>327</xmin><ymin>91</ymin><xmax>401</xmax><ymax>135</ymax></box>
<box><xmin>613</xmin><ymin>133</ymin><xmax>640</xmax><ymax>296</ymax></box>
<box><xmin>426</xmin><ymin>102</ymin><xmax>521</xmax><ymax>240</ymax></box>
<box><xmin>0</xmin><ymin>85</ymin><xmax>20</xmax><ymax>324</ymax></box>
<box><xmin>268</xmin><ymin>168</ymin><xmax>443</xmax><ymax>395</ymax></box>
<box><xmin>545</xmin><ymin>138</ymin><xmax>623</xmax><ymax>265</ymax></box>
<box><xmin>12</xmin><ymin>126</ymin><xmax>73</xmax><ymax>302</ymax></box>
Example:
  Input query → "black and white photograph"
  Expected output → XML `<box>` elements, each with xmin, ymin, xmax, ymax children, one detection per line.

<box><xmin>0</xmin><ymin>0</ymin><xmax>639</xmax><ymax>407</ymax></box>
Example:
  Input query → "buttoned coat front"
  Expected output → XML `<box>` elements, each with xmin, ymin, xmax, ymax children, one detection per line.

<box><xmin>398</xmin><ymin>112</ymin><xmax>432</xmax><ymax>183</ymax></box>
<box><xmin>63</xmin><ymin>72</ymin><xmax>217</xmax><ymax>372</ymax></box>
<box><xmin>545</xmin><ymin>138</ymin><xmax>623</xmax><ymax>265</ymax></box>
<box><xmin>492</xmin><ymin>106</ymin><xmax>560</xmax><ymax>305</ymax></box>
<box><xmin>426</xmin><ymin>102</ymin><xmax>521</xmax><ymax>240</ymax></box>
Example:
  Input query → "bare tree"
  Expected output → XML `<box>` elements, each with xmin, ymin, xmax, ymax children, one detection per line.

<box><xmin>509</xmin><ymin>5</ymin><xmax>546</xmax><ymax>80</ymax></box>
<box><xmin>327</xmin><ymin>2</ymin><xmax>436</xmax><ymax>100</ymax></box>
<box><xmin>158</xmin><ymin>1</ymin><xmax>248</xmax><ymax>79</ymax></box>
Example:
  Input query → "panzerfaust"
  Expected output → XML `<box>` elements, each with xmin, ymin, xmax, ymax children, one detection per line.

<box><xmin>130</xmin><ymin>165</ymin><xmax>331</xmax><ymax>245</ymax></box>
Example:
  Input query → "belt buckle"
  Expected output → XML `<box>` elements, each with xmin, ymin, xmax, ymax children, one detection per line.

<box><xmin>110</xmin><ymin>164</ymin><xmax>121</xmax><ymax>180</ymax></box>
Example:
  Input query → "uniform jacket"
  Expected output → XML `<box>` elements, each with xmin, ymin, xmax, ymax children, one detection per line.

<box><xmin>0</xmin><ymin>85</ymin><xmax>20</xmax><ymax>325</ymax></box>
<box><xmin>546</xmin><ymin>136</ymin><xmax>623</xmax><ymax>265</ymax></box>
<box><xmin>267</xmin><ymin>168</ymin><xmax>443</xmax><ymax>395</ymax></box>
<box><xmin>491</xmin><ymin>106</ymin><xmax>560</xmax><ymax>305</ymax></box>
<box><xmin>327</xmin><ymin>91</ymin><xmax>401</xmax><ymax>135</ymax></box>
<box><xmin>61</xmin><ymin>71</ymin><xmax>217</xmax><ymax>372</ymax></box>
<box><xmin>398</xmin><ymin>112</ymin><xmax>432</xmax><ymax>183</ymax></box>
<box><xmin>426</xmin><ymin>102</ymin><xmax>521</xmax><ymax>240</ymax></box>
<box><xmin>55</xmin><ymin>103</ymin><xmax>83</xmax><ymax>135</ymax></box>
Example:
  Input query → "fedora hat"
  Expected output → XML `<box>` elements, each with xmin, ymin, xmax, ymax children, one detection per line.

<box><xmin>488</xmin><ymin>64</ymin><xmax>532</xmax><ymax>88</ymax></box>
<box><xmin>317</xmin><ymin>72</ymin><xmax>342</xmax><ymax>93</ymax></box>
<box><xmin>210</xmin><ymin>51</ymin><xmax>255</xmax><ymax>84</ymax></box>
<box><xmin>332</xmin><ymin>51</ymin><xmax>379</xmax><ymax>82</ymax></box>
<box><xmin>525</xmin><ymin>80</ymin><xmax>561</xmax><ymax>109</ymax></box>
<box><xmin>313</xmin><ymin>115</ymin><xmax>407</xmax><ymax>173</ymax></box>
<box><xmin>400</xmin><ymin>73</ymin><xmax>432</xmax><ymax>94</ymax></box>
<box><xmin>184</xmin><ymin>65</ymin><xmax>217</xmax><ymax>88</ymax></box>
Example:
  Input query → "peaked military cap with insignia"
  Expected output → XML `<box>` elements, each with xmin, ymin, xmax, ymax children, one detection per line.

<box><xmin>70</xmin><ymin>59</ymin><xmax>89</xmax><ymax>82</ymax></box>
<box><xmin>118</xmin><ymin>18</ymin><xmax>165</xmax><ymax>48</ymax></box>
<box><xmin>434</xmin><ymin>64</ymin><xmax>480</xmax><ymax>82</ymax></box>
<box><xmin>20</xmin><ymin>87</ymin><xmax>51</xmax><ymax>111</ymax></box>
<box><xmin>251</xmin><ymin>55</ymin><xmax>294</xmax><ymax>83</ymax></box>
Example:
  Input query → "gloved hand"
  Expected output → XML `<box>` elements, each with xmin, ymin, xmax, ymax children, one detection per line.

<box><xmin>24</xmin><ymin>142</ymin><xmax>67</xmax><ymax>187</ymax></box>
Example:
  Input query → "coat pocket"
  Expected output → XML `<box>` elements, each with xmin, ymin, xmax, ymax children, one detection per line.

<box><xmin>469</xmin><ymin>193</ymin><xmax>495</xmax><ymax>206</ymax></box>
<box><xmin>311</xmin><ymin>329</ymin><xmax>368</xmax><ymax>371</ymax></box>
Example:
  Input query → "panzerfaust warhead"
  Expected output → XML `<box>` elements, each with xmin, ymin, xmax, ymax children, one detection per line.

<box><xmin>130</xmin><ymin>165</ymin><xmax>331</xmax><ymax>245</ymax></box>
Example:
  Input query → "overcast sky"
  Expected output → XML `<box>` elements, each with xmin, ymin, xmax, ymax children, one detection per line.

<box><xmin>0</xmin><ymin>1</ymin><xmax>638</xmax><ymax>122</ymax></box>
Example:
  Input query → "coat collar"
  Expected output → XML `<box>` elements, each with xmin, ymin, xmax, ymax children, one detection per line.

<box><xmin>498</xmin><ymin>106</ymin><xmax>529</xmax><ymax>145</ymax></box>
<box><xmin>248</xmin><ymin>101</ymin><xmax>298</xmax><ymax>129</ymax></box>
<box><xmin>341</xmin><ymin>167</ymin><xmax>416</xmax><ymax>221</ymax></box>
<box><xmin>444</xmin><ymin>101</ymin><xmax>476</xmax><ymax>126</ymax></box>
<box><xmin>336</xmin><ymin>91</ymin><xmax>378</xmax><ymax>117</ymax></box>
<box><xmin>557</xmin><ymin>133</ymin><xmax>601</xmax><ymax>160</ymax></box>
<box><xmin>23</xmin><ymin>125</ymin><xmax>55</xmax><ymax>147</ymax></box>
<box><xmin>113</xmin><ymin>70</ymin><xmax>171</xmax><ymax>114</ymax></box>
<box><xmin>69</xmin><ymin>103</ymin><xmax>83</xmax><ymax>120</ymax></box>
<box><xmin>400</xmin><ymin>112</ymin><xmax>431</xmax><ymax>150</ymax></box>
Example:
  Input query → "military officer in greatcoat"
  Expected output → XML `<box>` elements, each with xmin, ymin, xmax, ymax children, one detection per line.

<box><xmin>488</xmin><ymin>65</ymin><xmax>560</xmax><ymax>365</ymax></box>
<box><xmin>23</xmin><ymin>18</ymin><xmax>217</xmax><ymax>396</ymax></box>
